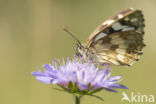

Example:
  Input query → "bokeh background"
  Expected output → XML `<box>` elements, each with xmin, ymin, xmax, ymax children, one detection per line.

<box><xmin>0</xmin><ymin>0</ymin><xmax>156</xmax><ymax>104</ymax></box>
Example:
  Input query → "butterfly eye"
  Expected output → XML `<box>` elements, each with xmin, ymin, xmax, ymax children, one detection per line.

<box><xmin>76</xmin><ymin>45</ymin><xmax>83</xmax><ymax>57</ymax></box>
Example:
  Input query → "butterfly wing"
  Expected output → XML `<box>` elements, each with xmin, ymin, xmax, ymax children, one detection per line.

<box><xmin>86</xmin><ymin>8</ymin><xmax>145</xmax><ymax>66</ymax></box>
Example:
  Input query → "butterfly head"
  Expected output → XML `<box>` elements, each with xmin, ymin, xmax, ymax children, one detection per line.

<box><xmin>76</xmin><ymin>43</ymin><xmax>88</xmax><ymax>58</ymax></box>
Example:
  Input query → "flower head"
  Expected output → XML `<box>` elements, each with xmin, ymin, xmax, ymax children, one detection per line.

<box><xmin>32</xmin><ymin>57</ymin><xmax>128</xmax><ymax>95</ymax></box>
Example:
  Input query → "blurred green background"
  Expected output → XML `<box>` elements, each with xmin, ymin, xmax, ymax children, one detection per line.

<box><xmin>0</xmin><ymin>0</ymin><xmax>156</xmax><ymax>104</ymax></box>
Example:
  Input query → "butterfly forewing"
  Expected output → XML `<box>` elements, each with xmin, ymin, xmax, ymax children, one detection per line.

<box><xmin>85</xmin><ymin>8</ymin><xmax>145</xmax><ymax>66</ymax></box>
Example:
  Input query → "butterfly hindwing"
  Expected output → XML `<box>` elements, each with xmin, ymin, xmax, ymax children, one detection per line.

<box><xmin>92</xmin><ymin>31</ymin><xmax>145</xmax><ymax>66</ymax></box>
<box><xmin>86</xmin><ymin>8</ymin><xmax>145</xmax><ymax>66</ymax></box>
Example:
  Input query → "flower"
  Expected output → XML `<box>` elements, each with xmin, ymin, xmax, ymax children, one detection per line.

<box><xmin>32</xmin><ymin>57</ymin><xmax>128</xmax><ymax>96</ymax></box>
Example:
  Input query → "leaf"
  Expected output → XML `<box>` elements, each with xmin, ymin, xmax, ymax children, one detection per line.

<box><xmin>88</xmin><ymin>88</ymin><xmax>104</xmax><ymax>95</ymax></box>
<box><xmin>52</xmin><ymin>87</ymin><xmax>66</xmax><ymax>92</ymax></box>
<box><xmin>88</xmin><ymin>95</ymin><xmax>104</xmax><ymax>101</ymax></box>
<box><xmin>73</xmin><ymin>83</ymin><xmax>79</xmax><ymax>92</ymax></box>
<box><xmin>78</xmin><ymin>89</ymin><xmax>89</xmax><ymax>95</ymax></box>
<box><xmin>57</xmin><ymin>84</ymin><xmax>69</xmax><ymax>92</ymax></box>
<box><xmin>68</xmin><ymin>81</ymin><xmax>74</xmax><ymax>92</ymax></box>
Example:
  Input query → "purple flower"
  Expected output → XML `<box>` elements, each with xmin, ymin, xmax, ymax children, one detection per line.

<box><xmin>32</xmin><ymin>57</ymin><xmax>128</xmax><ymax>95</ymax></box>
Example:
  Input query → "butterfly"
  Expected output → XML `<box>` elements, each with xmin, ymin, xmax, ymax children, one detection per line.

<box><xmin>64</xmin><ymin>8</ymin><xmax>145</xmax><ymax>66</ymax></box>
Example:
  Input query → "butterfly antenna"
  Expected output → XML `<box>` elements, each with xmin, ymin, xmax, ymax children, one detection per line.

<box><xmin>63</xmin><ymin>28</ymin><xmax>82</xmax><ymax>46</ymax></box>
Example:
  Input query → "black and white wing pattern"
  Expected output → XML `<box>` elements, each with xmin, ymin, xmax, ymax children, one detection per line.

<box><xmin>86</xmin><ymin>8</ymin><xmax>145</xmax><ymax>66</ymax></box>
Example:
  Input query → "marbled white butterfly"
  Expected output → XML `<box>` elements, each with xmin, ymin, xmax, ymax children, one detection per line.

<box><xmin>64</xmin><ymin>8</ymin><xmax>145</xmax><ymax>66</ymax></box>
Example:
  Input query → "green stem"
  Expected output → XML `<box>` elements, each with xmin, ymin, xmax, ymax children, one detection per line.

<box><xmin>74</xmin><ymin>95</ymin><xmax>80</xmax><ymax>104</ymax></box>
